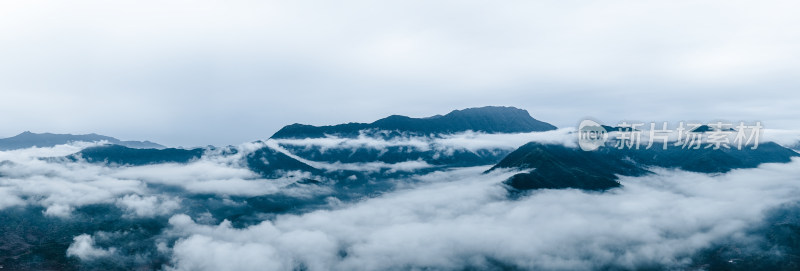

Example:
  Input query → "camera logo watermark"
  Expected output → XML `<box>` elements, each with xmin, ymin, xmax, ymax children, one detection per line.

<box><xmin>578</xmin><ymin>120</ymin><xmax>763</xmax><ymax>151</ymax></box>
<box><xmin>577</xmin><ymin>120</ymin><xmax>608</xmax><ymax>151</ymax></box>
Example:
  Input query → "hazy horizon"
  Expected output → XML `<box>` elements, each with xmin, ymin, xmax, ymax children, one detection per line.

<box><xmin>1</xmin><ymin>104</ymin><xmax>796</xmax><ymax>148</ymax></box>
<box><xmin>2</xmin><ymin>0</ymin><xmax>800</xmax><ymax>146</ymax></box>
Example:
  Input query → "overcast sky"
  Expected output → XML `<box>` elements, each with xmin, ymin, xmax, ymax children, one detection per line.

<box><xmin>1</xmin><ymin>0</ymin><xmax>798</xmax><ymax>147</ymax></box>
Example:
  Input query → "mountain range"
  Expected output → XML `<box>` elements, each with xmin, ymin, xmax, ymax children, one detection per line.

<box><xmin>17</xmin><ymin>106</ymin><xmax>800</xmax><ymax>194</ymax></box>
<box><xmin>489</xmin><ymin>141</ymin><xmax>799</xmax><ymax>192</ymax></box>
<box><xmin>271</xmin><ymin>106</ymin><xmax>556</xmax><ymax>139</ymax></box>
<box><xmin>0</xmin><ymin>131</ymin><xmax>164</xmax><ymax>150</ymax></box>
<box><xmin>4</xmin><ymin>106</ymin><xmax>800</xmax><ymax>271</ymax></box>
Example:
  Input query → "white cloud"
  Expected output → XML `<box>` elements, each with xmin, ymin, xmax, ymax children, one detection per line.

<box><xmin>431</xmin><ymin>129</ymin><xmax>577</xmax><ymax>151</ymax></box>
<box><xmin>0</xmin><ymin>144</ymin><xmax>229</xmax><ymax>216</ymax></box>
<box><xmin>109</xmin><ymin>159</ymin><xmax>318</xmax><ymax>197</ymax></box>
<box><xmin>67</xmin><ymin>234</ymin><xmax>117</xmax><ymax>260</ymax></box>
<box><xmin>116</xmin><ymin>194</ymin><xmax>181</xmax><ymax>218</ymax></box>
<box><xmin>762</xmin><ymin>129</ymin><xmax>800</xmax><ymax>148</ymax></box>
<box><xmin>274</xmin><ymin>128</ymin><xmax>577</xmax><ymax>153</ymax></box>
<box><xmin>0</xmin><ymin>145</ymin><xmax>146</xmax><ymax>217</ymax></box>
<box><xmin>169</xmin><ymin>235</ymin><xmax>287</xmax><ymax>271</ymax></box>
<box><xmin>0</xmin><ymin>187</ymin><xmax>24</xmax><ymax>209</ymax></box>
<box><xmin>274</xmin><ymin>133</ymin><xmax>432</xmax><ymax>152</ymax></box>
<box><xmin>268</xmin><ymin>129</ymin><xmax>577</xmax><ymax>173</ymax></box>
<box><xmin>164</xmin><ymin>160</ymin><xmax>800</xmax><ymax>271</ymax></box>
<box><xmin>43</xmin><ymin>204</ymin><xmax>74</xmax><ymax>218</ymax></box>
<box><xmin>0</xmin><ymin>141</ymin><xmax>104</xmax><ymax>159</ymax></box>
<box><xmin>2</xmin><ymin>136</ymin><xmax>799</xmax><ymax>269</ymax></box>
<box><xmin>0</xmin><ymin>142</ymin><xmax>336</xmax><ymax>218</ymax></box>
<box><xmin>266</xmin><ymin>140</ymin><xmax>436</xmax><ymax>173</ymax></box>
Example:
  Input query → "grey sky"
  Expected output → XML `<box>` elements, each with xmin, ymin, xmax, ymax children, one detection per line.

<box><xmin>1</xmin><ymin>0</ymin><xmax>798</xmax><ymax>147</ymax></box>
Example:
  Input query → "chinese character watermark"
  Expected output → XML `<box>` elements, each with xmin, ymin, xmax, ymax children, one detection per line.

<box><xmin>577</xmin><ymin>120</ymin><xmax>763</xmax><ymax>151</ymax></box>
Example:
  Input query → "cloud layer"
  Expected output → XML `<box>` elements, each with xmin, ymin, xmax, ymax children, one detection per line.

<box><xmin>0</xmin><ymin>142</ymin><xmax>323</xmax><ymax>217</ymax></box>
<box><xmin>162</xmin><ymin>160</ymin><xmax>800</xmax><ymax>270</ymax></box>
<box><xmin>1</xmin><ymin>133</ymin><xmax>799</xmax><ymax>270</ymax></box>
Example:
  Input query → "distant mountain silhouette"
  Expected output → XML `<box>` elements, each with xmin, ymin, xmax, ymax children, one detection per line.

<box><xmin>0</xmin><ymin>131</ymin><xmax>164</xmax><ymax>150</ymax></box>
<box><xmin>601</xmin><ymin>125</ymin><xmax>637</xmax><ymax>132</ymax></box>
<box><xmin>689</xmin><ymin>125</ymin><xmax>736</xmax><ymax>133</ymax></box>
<box><xmin>490</xmin><ymin>142</ymin><xmax>799</xmax><ymax>192</ymax></box>
<box><xmin>69</xmin><ymin>145</ymin><xmax>202</xmax><ymax>166</ymax></box>
<box><xmin>271</xmin><ymin>106</ymin><xmax>557</xmax><ymax>139</ymax></box>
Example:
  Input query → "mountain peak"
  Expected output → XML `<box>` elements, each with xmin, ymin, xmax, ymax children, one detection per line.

<box><xmin>271</xmin><ymin>106</ymin><xmax>556</xmax><ymax>139</ymax></box>
<box><xmin>444</xmin><ymin>106</ymin><xmax>529</xmax><ymax>116</ymax></box>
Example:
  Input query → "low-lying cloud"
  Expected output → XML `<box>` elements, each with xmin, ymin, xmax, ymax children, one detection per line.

<box><xmin>116</xmin><ymin>194</ymin><xmax>181</xmax><ymax>218</ymax></box>
<box><xmin>163</xmin><ymin>160</ymin><xmax>800</xmax><ymax>271</ymax></box>
<box><xmin>273</xmin><ymin>128</ymin><xmax>578</xmax><ymax>153</ymax></box>
<box><xmin>67</xmin><ymin>234</ymin><xmax>117</xmax><ymax>261</ymax></box>
<box><xmin>1</xmin><ymin>135</ymin><xmax>799</xmax><ymax>270</ymax></box>
<box><xmin>0</xmin><ymin>142</ymin><xmax>324</xmax><ymax>217</ymax></box>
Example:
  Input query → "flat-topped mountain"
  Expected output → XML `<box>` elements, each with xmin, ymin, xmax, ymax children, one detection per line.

<box><xmin>0</xmin><ymin>131</ymin><xmax>164</xmax><ymax>150</ymax></box>
<box><xmin>271</xmin><ymin>106</ymin><xmax>557</xmax><ymax>139</ymax></box>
